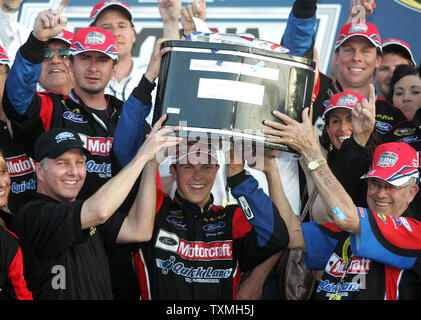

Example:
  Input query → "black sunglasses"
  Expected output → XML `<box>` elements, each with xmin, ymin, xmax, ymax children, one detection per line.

<box><xmin>43</xmin><ymin>48</ymin><xmax>70</xmax><ymax>60</ymax></box>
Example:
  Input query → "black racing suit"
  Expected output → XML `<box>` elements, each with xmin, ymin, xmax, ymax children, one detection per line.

<box><xmin>133</xmin><ymin>170</ymin><xmax>289</xmax><ymax>300</ymax></box>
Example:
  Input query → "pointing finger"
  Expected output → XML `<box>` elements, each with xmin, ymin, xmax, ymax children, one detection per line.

<box><xmin>56</xmin><ymin>0</ymin><xmax>69</xmax><ymax>16</ymax></box>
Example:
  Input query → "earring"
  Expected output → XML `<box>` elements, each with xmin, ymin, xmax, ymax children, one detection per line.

<box><xmin>329</xmin><ymin>142</ymin><xmax>333</xmax><ymax>152</ymax></box>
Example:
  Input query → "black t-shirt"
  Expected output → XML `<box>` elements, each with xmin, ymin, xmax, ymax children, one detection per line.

<box><xmin>11</xmin><ymin>192</ymin><xmax>126</xmax><ymax>300</ymax></box>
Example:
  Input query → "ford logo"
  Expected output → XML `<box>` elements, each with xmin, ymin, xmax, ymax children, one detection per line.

<box><xmin>375</xmin><ymin>121</ymin><xmax>392</xmax><ymax>133</ymax></box>
<box><xmin>63</xmin><ymin>111</ymin><xmax>88</xmax><ymax>123</ymax></box>
<box><xmin>166</xmin><ymin>216</ymin><xmax>187</xmax><ymax>230</ymax></box>
<box><xmin>203</xmin><ymin>221</ymin><xmax>226</xmax><ymax>232</ymax></box>
<box><xmin>159</xmin><ymin>236</ymin><xmax>178</xmax><ymax>246</ymax></box>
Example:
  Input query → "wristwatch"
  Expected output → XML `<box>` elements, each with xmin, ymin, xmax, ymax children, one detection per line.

<box><xmin>307</xmin><ymin>158</ymin><xmax>327</xmax><ymax>172</ymax></box>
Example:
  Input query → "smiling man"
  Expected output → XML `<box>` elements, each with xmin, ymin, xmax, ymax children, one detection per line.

<box><xmin>11</xmin><ymin>118</ymin><xmax>180</xmax><ymax>299</ymax></box>
<box><xmin>264</xmin><ymin>108</ymin><xmax>421</xmax><ymax>300</ymax></box>
<box><xmin>38</xmin><ymin>29</ymin><xmax>74</xmax><ymax>95</ymax></box>
<box><xmin>3</xmin><ymin>3</ymin><xmax>152</xmax><ymax>202</ymax></box>
<box><xmin>132</xmin><ymin>143</ymin><xmax>289</xmax><ymax>300</ymax></box>
<box><xmin>312</xmin><ymin>21</ymin><xmax>408</xmax><ymax>137</ymax></box>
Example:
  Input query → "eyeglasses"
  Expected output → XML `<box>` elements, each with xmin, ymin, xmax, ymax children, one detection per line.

<box><xmin>367</xmin><ymin>179</ymin><xmax>409</xmax><ymax>193</ymax></box>
<box><xmin>43</xmin><ymin>48</ymin><xmax>70</xmax><ymax>61</ymax></box>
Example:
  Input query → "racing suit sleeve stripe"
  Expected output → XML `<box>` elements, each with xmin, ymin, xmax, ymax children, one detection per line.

<box><xmin>132</xmin><ymin>249</ymin><xmax>151</xmax><ymax>300</ymax></box>
<box><xmin>8</xmin><ymin>246</ymin><xmax>33</xmax><ymax>300</ymax></box>
<box><xmin>281</xmin><ymin>11</ymin><xmax>316</xmax><ymax>57</ymax></box>
<box><xmin>38</xmin><ymin>93</ymin><xmax>54</xmax><ymax>131</ymax></box>
<box><xmin>384</xmin><ymin>265</ymin><xmax>403</xmax><ymax>300</ymax></box>
<box><xmin>113</xmin><ymin>94</ymin><xmax>152</xmax><ymax>168</ymax></box>
<box><xmin>349</xmin><ymin>207</ymin><xmax>418</xmax><ymax>269</ymax></box>
<box><xmin>232</xmin><ymin>207</ymin><xmax>253</xmax><ymax>239</ymax></box>
<box><xmin>302</xmin><ymin>221</ymin><xmax>339</xmax><ymax>270</ymax></box>
<box><xmin>229</xmin><ymin>172</ymin><xmax>281</xmax><ymax>247</ymax></box>
<box><xmin>5</xmin><ymin>49</ymin><xmax>42</xmax><ymax>116</ymax></box>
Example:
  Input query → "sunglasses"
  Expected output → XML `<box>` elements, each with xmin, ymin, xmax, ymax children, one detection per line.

<box><xmin>43</xmin><ymin>48</ymin><xmax>70</xmax><ymax>61</ymax></box>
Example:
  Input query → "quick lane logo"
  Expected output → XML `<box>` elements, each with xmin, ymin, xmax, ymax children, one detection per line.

<box><xmin>155</xmin><ymin>229</ymin><xmax>233</xmax><ymax>260</ymax></box>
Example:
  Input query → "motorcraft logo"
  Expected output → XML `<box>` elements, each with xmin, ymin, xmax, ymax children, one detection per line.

<box><xmin>155</xmin><ymin>229</ymin><xmax>233</xmax><ymax>260</ymax></box>
<box><xmin>6</xmin><ymin>155</ymin><xmax>35</xmax><ymax>177</ymax></box>
<box><xmin>325</xmin><ymin>253</ymin><xmax>371</xmax><ymax>277</ymax></box>
<box><xmin>79</xmin><ymin>134</ymin><xmax>113</xmax><ymax>155</ymax></box>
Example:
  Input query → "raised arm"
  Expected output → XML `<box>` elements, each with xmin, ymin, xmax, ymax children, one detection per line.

<box><xmin>282</xmin><ymin>0</ymin><xmax>317</xmax><ymax>58</ymax></box>
<box><xmin>159</xmin><ymin>0</ymin><xmax>182</xmax><ymax>40</ymax></box>
<box><xmin>180</xmin><ymin>0</ymin><xmax>206</xmax><ymax>38</ymax></box>
<box><xmin>264</xmin><ymin>108</ymin><xmax>360</xmax><ymax>234</ymax></box>
<box><xmin>80</xmin><ymin>114</ymin><xmax>181</xmax><ymax>236</ymax></box>
<box><xmin>263</xmin><ymin>150</ymin><xmax>305</xmax><ymax>249</ymax></box>
<box><xmin>113</xmin><ymin>38</ymin><xmax>172</xmax><ymax>168</ymax></box>
<box><xmin>4</xmin><ymin>1</ymin><xmax>68</xmax><ymax>116</ymax></box>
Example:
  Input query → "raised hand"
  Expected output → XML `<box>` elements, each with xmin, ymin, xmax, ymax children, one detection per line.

<box><xmin>138</xmin><ymin>114</ymin><xmax>182</xmax><ymax>163</ymax></box>
<box><xmin>180</xmin><ymin>0</ymin><xmax>207</xmax><ymax>36</ymax></box>
<box><xmin>33</xmin><ymin>0</ymin><xmax>68</xmax><ymax>41</ymax></box>
<box><xmin>144</xmin><ymin>38</ymin><xmax>172</xmax><ymax>83</ymax></box>
<box><xmin>350</xmin><ymin>0</ymin><xmax>375</xmax><ymax>22</ymax></box>
<box><xmin>159</xmin><ymin>0</ymin><xmax>182</xmax><ymax>39</ymax></box>
<box><xmin>351</xmin><ymin>83</ymin><xmax>376</xmax><ymax>146</ymax></box>
<box><xmin>263</xmin><ymin>108</ymin><xmax>322</xmax><ymax>161</ymax></box>
<box><xmin>159</xmin><ymin>0</ymin><xmax>181</xmax><ymax>23</ymax></box>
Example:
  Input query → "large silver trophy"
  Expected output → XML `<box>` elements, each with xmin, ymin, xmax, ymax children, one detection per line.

<box><xmin>153</xmin><ymin>32</ymin><xmax>316</xmax><ymax>155</ymax></box>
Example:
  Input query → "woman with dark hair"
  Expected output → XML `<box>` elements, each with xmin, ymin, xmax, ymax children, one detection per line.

<box><xmin>381</xmin><ymin>63</ymin><xmax>421</xmax><ymax>219</ymax></box>
<box><xmin>300</xmin><ymin>87</ymin><xmax>378</xmax><ymax>223</ymax></box>
<box><xmin>386</xmin><ymin>63</ymin><xmax>421</xmax><ymax>121</ymax></box>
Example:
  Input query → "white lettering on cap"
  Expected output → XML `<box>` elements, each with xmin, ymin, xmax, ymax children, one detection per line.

<box><xmin>55</xmin><ymin>132</ymin><xmax>76</xmax><ymax>144</ymax></box>
<box><xmin>85</xmin><ymin>32</ymin><xmax>105</xmax><ymax>45</ymax></box>
<box><xmin>349</xmin><ymin>23</ymin><xmax>368</xmax><ymax>34</ymax></box>
<box><xmin>337</xmin><ymin>94</ymin><xmax>358</xmax><ymax>106</ymax></box>
<box><xmin>377</xmin><ymin>151</ymin><xmax>398</xmax><ymax>168</ymax></box>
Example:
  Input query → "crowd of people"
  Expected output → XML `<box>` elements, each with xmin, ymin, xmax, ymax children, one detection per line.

<box><xmin>0</xmin><ymin>0</ymin><xmax>421</xmax><ymax>301</ymax></box>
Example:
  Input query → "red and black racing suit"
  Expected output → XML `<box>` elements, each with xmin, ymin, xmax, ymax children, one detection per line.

<box><xmin>133</xmin><ymin>170</ymin><xmax>289</xmax><ymax>300</ymax></box>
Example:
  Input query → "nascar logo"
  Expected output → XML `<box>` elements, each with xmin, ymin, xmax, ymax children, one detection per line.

<box><xmin>377</xmin><ymin>151</ymin><xmax>398</xmax><ymax>168</ymax></box>
<box><xmin>155</xmin><ymin>229</ymin><xmax>233</xmax><ymax>260</ymax></box>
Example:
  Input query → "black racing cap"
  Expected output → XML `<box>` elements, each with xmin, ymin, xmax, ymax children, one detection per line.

<box><xmin>34</xmin><ymin>128</ymin><xmax>87</xmax><ymax>162</ymax></box>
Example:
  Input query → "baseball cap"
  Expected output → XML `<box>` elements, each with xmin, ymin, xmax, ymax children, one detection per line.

<box><xmin>382</xmin><ymin>38</ymin><xmax>416</xmax><ymax>66</ymax></box>
<box><xmin>70</xmin><ymin>27</ymin><xmax>118</xmax><ymax>60</ymax></box>
<box><xmin>335</xmin><ymin>21</ymin><xmax>382</xmax><ymax>52</ymax></box>
<box><xmin>361</xmin><ymin>142</ymin><xmax>419</xmax><ymax>186</ymax></box>
<box><xmin>323</xmin><ymin>91</ymin><xmax>367</xmax><ymax>119</ymax></box>
<box><xmin>89</xmin><ymin>0</ymin><xmax>133</xmax><ymax>27</ymax></box>
<box><xmin>0</xmin><ymin>45</ymin><xmax>11</xmax><ymax>68</ymax></box>
<box><xmin>171</xmin><ymin>143</ymin><xmax>219</xmax><ymax>165</ymax></box>
<box><xmin>34</xmin><ymin>128</ymin><xmax>88</xmax><ymax>162</ymax></box>
<box><xmin>51</xmin><ymin>30</ymin><xmax>74</xmax><ymax>45</ymax></box>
